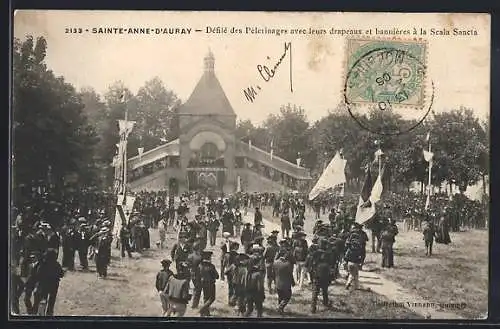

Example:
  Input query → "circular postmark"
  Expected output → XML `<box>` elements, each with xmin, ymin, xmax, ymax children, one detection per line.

<box><xmin>343</xmin><ymin>44</ymin><xmax>434</xmax><ymax>136</ymax></box>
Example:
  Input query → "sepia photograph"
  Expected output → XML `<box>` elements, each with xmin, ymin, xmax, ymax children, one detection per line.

<box><xmin>10</xmin><ymin>10</ymin><xmax>490</xmax><ymax>320</ymax></box>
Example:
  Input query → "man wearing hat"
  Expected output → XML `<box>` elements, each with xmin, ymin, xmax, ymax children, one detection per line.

<box><xmin>313</xmin><ymin>220</ymin><xmax>323</xmax><ymax>236</ymax></box>
<box><xmin>164</xmin><ymin>262</ymin><xmax>192</xmax><ymax>317</ymax></box>
<box><xmin>187</xmin><ymin>241</ymin><xmax>203</xmax><ymax>309</ymax></box>
<box><xmin>348</xmin><ymin>223</ymin><xmax>369</xmax><ymax>269</ymax></box>
<box><xmin>241</xmin><ymin>223</ymin><xmax>253</xmax><ymax>254</ymax></box>
<box><xmin>245</xmin><ymin>254</ymin><xmax>265</xmax><ymax>317</ymax></box>
<box><xmin>197</xmin><ymin>219</ymin><xmax>208</xmax><ymax>251</ymax></box>
<box><xmin>380</xmin><ymin>219</ymin><xmax>398</xmax><ymax>268</ymax></box>
<box><xmin>233</xmin><ymin>253</ymin><xmax>250</xmax><ymax>316</ymax></box>
<box><xmin>344</xmin><ymin>231</ymin><xmax>364</xmax><ymax>290</ymax></box>
<box><xmin>280</xmin><ymin>208</ymin><xmax>291</xmax><ymax>239</ymax></box>
<box><xmin>171</xmin><ymin>237</ymin><xmax>191</xmax><ymax>275</ymax></box>
<box><xmin>328</xmin><ymin>208</ymin><xmax>336</xmax><ymax>226</ymax></box>
<box><xmin>199</xmin><ymin>251</ymin><xmax>219</xmax><ymax>317</ymax></box>
<box><xmin>31</xmin><ymin>249</ymin><xmax>65</xmax><ymax>316</ymax></box>
<box><xmin>273</xmin><ymin>253</ymin><xmax>294</xmax><ymax>315</ymax></box>
<box><xmin>263</xmin><ymin>235</ymin><xmax>279</xmax><ymax>293</ymax></box>
<box><xmin>76</xmin><ymin>219</ymin><xmax>90</xmax><ymax>270</ymax></box>
<box><xmin>220</xmin><ymin>232</ymin><xmax>232</xmax><ymax>281</ymax></box>
<box><xmin>156</xmin><ymin>259</ymin><xmax>174</xmax><ymax>316</ymax></box>
<box><xmin>223</xmin><ymin>242</ymin><xmax>240</xmax><ymax>306</ymax></box>
<box><xmin>292</xmin><ymin>231</ymin><xmax>309</xmax><ymax>289</ymax></box>
<box><xmin>234</xmin><ymin>208</ymin><xmax>243</xmax><ymax>237</ymax></box>
<box><xmin>254</xmin><ymin>207</ymin><xmax>263</xmax><ymax>227</ymax></box>
<box><xmin>95</xmin><ymin>227</ymin><xmax>112</xmax><ymax>278</ymax></box>
<box><xmin>221</xmin><ymin>208</ymin><xmax>235</xmax><ymax>237</ymax></box>
<box><xmin>310</xmin><ymin>248</ymin><xmax>332</xmax><ymax>314</ymax></box>
<box><xmin>119</xmin><ymin>223</ymin><xmax>133</xmax><ymax>258</ymax></box>
<box><xmin>42</xmin><ymin>222</ymin><xmax>60</xmax><ymax>257</ymax></box>
<box><xmin>250</xmin><ymin>242</ymin><xmax>266</xmax><ymax>282</ymax></box>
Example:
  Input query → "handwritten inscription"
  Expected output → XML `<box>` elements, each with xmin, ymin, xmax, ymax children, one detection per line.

<box><xmin>243</xmin><ymin>42</ymin><xmax>293</xmax><ymax>103</ymax></box>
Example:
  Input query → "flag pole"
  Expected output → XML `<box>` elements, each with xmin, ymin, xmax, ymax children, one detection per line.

<box><xmin>123</xmin><ymin>98</ymin><xmax>128</xmax><ymax>197</ymax></box>
<box><xmin>340</xmin><ymin>150</ymin><xmax>345</xmax><ymax>197</ymax></box>
<box><xmin>426</xmin><ymin>138</ymin><xmax>432</xmax><ymax>208</ymax></box>
<box><xmin>378</xmin><ymin>149</ymin><xmax>382</xmax><ymax>177</ymax></box>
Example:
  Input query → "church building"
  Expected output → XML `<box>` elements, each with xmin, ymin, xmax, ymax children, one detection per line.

<box><xmin>125</xmin><ymin>50</ymin><xmax>312</xmax><ymax>194</ymax></box>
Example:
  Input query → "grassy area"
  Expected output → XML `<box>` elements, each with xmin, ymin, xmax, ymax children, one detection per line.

<box><xmin>258</xmin><ymin>207</ymin><xmax>488</xmax><ymax>319</ymax></box>
<box><xmin>365</xmin><ymin>227</ymin><xmax>488</xmax><ymax>319</ymax></box>
<box><xmin>17</xmin><ymin>227</ymin><xmax>422</xmax><ymax>319</ymax></box>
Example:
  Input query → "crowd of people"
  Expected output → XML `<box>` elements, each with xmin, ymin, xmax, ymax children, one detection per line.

<box><xmin>152</xmin><ymin>190</ymin><xmax>410</xmax><ymax>317</ymax></box>
<box><xmin>10</xmin><ymin>190</ymin><xmax>154</xmax><ymax>315</ymax></box>
<box><xmin>10</xmin><ymin>186</ymin><xmax>483</xmax><ymax>317</ymax></box>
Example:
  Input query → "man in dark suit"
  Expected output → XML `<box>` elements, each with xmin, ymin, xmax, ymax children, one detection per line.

<box><xmin>199</xmin><ymin>251</ymin><xmax>219</xmax><ymax>317</ymax></box>
<box><xmin>245</xmin><ymin>258</ymin><xmax>265</xmax><ymax>317</ymax></box>
<box><xmin>310</xmin><ymin>249</ymin><xmax>332</xmax><ymax>313</ymax></box>
<box><xmin>263</xmin><ymin>236</ymin><xmax>279</xmax><ymax>293</ymax></box>
<box><xmin>187</xmin><ymin>242</ymin><xmax>203</xmax><ymax>309</ymax></box>
<box><xmin>273</xmin><ymin>254</ymin><xmax>294</xmax><ymax>315</ymax></box>
<box><xmin>254</xmin><ymin>207</ymin><xmax>263</xmax><ymax>227</ymax></box>
<box><xmin>241</xmin><ymin>223</ymin><xmax>253</xmax><ymax>253</ymax></box>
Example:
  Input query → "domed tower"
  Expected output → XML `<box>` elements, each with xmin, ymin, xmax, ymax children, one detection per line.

<box><xmin>178</xmin><ymin>49</ymin><xmax>237</xmax><ymax>193</ymax></box>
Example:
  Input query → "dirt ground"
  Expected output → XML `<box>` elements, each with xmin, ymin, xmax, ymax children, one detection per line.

<box><xmin>15</xmin><ymin>206</ymin><xmax>487</xmax><ymax>319</ymax></box>
<box><xmin>374</xmin><ymin>227</ymin><xmax>488</xmax><ymax>319</ymax></box>
<box><xmin>17</xmin><ymin>227</ymin><xmax>421</xmax><ymax>319</ymax></box>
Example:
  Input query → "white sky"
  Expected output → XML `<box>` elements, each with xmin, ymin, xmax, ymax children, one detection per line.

<box><xmin>13</xmin><ymin>11</ymin><xmax>490</xmax><ymax>125</ymax></box>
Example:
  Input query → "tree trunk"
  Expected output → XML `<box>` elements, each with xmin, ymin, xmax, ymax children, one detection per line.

<box><xmin>482</xmin><ymin>174</ymin><xmax>486</xmax><ymax>198</ymax></box>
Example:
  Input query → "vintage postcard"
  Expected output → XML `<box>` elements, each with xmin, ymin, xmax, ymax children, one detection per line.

<box><xmin>10</xmin><ymin>11</ymin><xmax>490</xmax><ymax>320</ymax></box>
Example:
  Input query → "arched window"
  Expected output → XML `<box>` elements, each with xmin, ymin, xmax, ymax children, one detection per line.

<box><xmin>196</xmin><ymin>142</ymin><xmax>222</xmax><ymax>166</ymax></box>
<box><xmin>200</xmin><ymin>142</ymin><xmax>219</xmax><ymax>160</ymax></box>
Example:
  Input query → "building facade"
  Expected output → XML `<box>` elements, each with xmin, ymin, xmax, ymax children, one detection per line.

<box><xmin>125</xmin><ymin>51</ymin><xmax>311</xmax><ymax>194</ymax></box>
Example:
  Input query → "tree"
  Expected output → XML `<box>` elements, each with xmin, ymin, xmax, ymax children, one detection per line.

<box><xmin>129</xmin><ymin>77</ymin><xmax>181</xmax><ymax>153</ymax></box>
<box><xmin>263</xmin><ymin>104</ymin><xmax>311</xmax><ymax>165</ymax></box>
<box><xmin>13</xmin><ymin>36</ymin><xmax>99</xmax><ymax>196</ymax></box>
<box><xmin>235</xmin><ymin>119</ymin><xmax>270</xmax><ymax>151</ymax></box>
<box><xmin>431</xmin><ymin>107</ymin><xmax>487</xmax><ymax>192</ymax></box>
<box><xmin>79</xmin><ymin>87</ymin><xmax>110</xmax><ymax>188</ymax></box>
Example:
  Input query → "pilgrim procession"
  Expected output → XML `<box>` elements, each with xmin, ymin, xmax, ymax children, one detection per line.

<box><xmin>11</xmin><ymin>19</ymin><xmax>489</xmax><ymax>320</ymax></box>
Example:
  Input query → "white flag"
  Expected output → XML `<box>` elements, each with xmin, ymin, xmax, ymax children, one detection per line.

<box><xmin>138</xmin><ymin>147</ymin><xmax>144</xmax><ymax>159</ymax></box>
<box><xmin>296</xmin><ymin>158</ymin><xmax>302</xmax><ymax>166</ymax></box>
<box><xmin>118</xmin><ymin>120</ymin><xmax>136</xmax><ymax>137</ymax></box>
<box><xmin>369</xmin><ymin>172</ymin><xmax>384</xmax><ymax>204</ymax></box>
<box><xmin>426</xmin><ymin>132</ymin><xmax>430</xmax><ymax>142</ymax></box>
<box><xmin>374</xmin><ymin>148</ymin><xmax>384</xmax><ymax>159</ymax></box>
<box><xmin>308</xmin><ymin>151</ymin><xmax>347</xmax><ymax>201</ymax></box>
<box><xmin>112</xmin><ymin>155</ymin><xmax>120</xmax><ymax>167</ymax></box>
<box><xmin>423</xmin><ymin>150</ymin><xmax>434</xmax><ymax>162</ymax></box>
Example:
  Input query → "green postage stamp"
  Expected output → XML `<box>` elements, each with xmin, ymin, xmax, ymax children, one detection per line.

<box><xmin>344</xmin><ymin>38</ymin><xmax>428</xmax><ymax>108</ymax></box>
